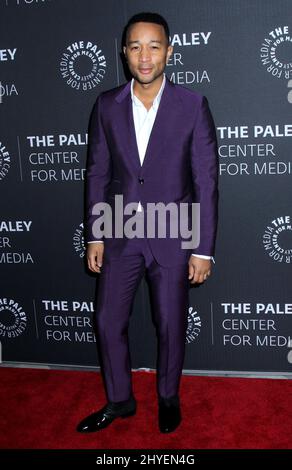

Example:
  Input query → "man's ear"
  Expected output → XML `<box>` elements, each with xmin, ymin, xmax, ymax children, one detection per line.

<box><xmin>166</xmin><ymin>45</ymin><xmax>173</xmax><ymax>64</ymax></box>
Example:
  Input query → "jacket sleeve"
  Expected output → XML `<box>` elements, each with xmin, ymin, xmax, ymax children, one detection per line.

<box><xmin>85</xmin><ymin>93</ymin><xmax>112</xmax><ymax>243</ymax></box>
<box><xmin>190</xmin><ymin>95</ymin><xmax>219</xmax><ymax>256</ymax></box>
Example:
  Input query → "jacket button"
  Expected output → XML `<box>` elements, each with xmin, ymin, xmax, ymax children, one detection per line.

<box><xmin>138</xmin><ymin>178</ymin><xmax>144</xmax><ymax>184</ymax></box>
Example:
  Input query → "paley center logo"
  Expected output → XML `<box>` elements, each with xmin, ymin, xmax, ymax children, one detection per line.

<box><xmin>186</xmin><ymin>306</ymin><xmax>202</xmax><ymax>344</ymax></box>
<box><xmin>0</xmin><ymin>81</ymin><xmax>18</xmax><ymax>101</ymax></box>
<box><xmin>73</xmin><ymin>222</ymin><xmax>85</xmax><ymax>258</ymax></box>
<box><xmin>0</xmin><ymin>139</ymin><xmax>11</xmax><ymax>180</ymax></box>
<box><xmin>0</xmin><ymin>48</ymin><xmax>18</xmax><ymax>101</ymax></box>
<box><xmin>167</xmin><ymin>31</ymin><xmax>212</xmax><ymax>85</ymax></box>
<box><xmin>262</xmin><ymin>215</ymin><xmax>292</xmax><ymax>263</ymax></box>
<box><xmin>5</xmin><ymin>0</ymin><xmax>52</xmax><ymax>5</ymax></box>
<box><xmin>260</xmin><ymin>26</ymin><xmax>292</xmax><ymax>80</ymax></box>
<box><xmin>0</xmin><ymin>298</ymin><xmax>27</xmax><ymax>339</ymax></box>
<box><xmin>60</xmin><ymin>41</ymin><xmax>107</xmax><ymax>91</ymax></box>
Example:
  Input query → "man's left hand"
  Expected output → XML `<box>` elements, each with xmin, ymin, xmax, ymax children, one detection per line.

<box><xmin>188</xmin><ymin>257</ymin><xmax>211</xmax><ymax>284</ymax></box>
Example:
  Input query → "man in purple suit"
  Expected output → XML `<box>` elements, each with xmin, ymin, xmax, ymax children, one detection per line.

<box><xmin>77</xmin><ymin>12</ymin><xmax>218</xmax><ymax>434</ymax></box>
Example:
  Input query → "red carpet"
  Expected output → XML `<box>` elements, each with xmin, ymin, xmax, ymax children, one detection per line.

<box><xmin>0</xmin><ymin>367</ymin><xmax>291</xmax><ymax>449</ymax></box>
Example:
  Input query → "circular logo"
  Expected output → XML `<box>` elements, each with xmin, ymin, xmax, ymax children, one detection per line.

<box><xmin>60</xmin><ymin>40</ymin><xmax>106</xmax><ymax>91</ymax></box>
<box><xmin>0</xmin><ymin>298</ymin><xmax>27</xmax><ymax>338</ymax></box>
<box><xmin>260</xmin><ymin>26</ymin><xmax>292</xmax><ymax>80</ymax></box>
<box><xmin>262</xmin><ymin>215</ymin><xmax>292</xmax><ymax>263</ymax></box>
<box><xmin>73</xmin><ymin>222</ymin><xmax>85</xmax><ymax>258</ymax></box>
<box><xmin>186</xmin><ymin>306</ymin><xmax>201</xmax><ymax>344</ymax></box>
<box><xmin>0</xmin><ymin>141</ymin><xmax>11</xmax><ymax>180</ymax></box>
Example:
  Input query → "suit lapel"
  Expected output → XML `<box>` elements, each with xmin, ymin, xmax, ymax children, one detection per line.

<box><xmin>115</xmin><ymin>76</ymin><xmax>178</xmax><ymax>171</ymax></box>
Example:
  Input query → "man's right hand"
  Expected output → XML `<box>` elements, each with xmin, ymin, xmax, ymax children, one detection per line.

<box><xmin>87</xmin><ymin>242</ymin><xmax>104</xmax><ymax>273</ymax></box>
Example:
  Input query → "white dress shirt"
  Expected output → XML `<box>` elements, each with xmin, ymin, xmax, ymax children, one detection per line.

<box><xmin>89</xmin><ymin>73</ymin><xmax>214</xmax><ymax>263</ymax></box>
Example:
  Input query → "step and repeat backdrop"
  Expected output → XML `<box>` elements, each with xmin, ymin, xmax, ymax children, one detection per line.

<box><xmin>0</xmin><ymin>0</ymin><xmax>291</xmax><ymax>373</ymax></box>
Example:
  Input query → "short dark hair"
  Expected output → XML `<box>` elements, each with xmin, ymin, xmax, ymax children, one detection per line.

<box><xmin>122</xmin><ymin>12</ymin><xmax>170</xmax><ymax>47</ymax></box>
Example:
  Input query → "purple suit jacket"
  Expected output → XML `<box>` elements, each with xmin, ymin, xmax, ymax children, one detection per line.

<box><xmin>85</xmin><ymin>76</ymin><xmax>219</xmax><ymax>267</ymax></box>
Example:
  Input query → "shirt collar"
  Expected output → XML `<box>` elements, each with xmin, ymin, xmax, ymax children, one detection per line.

<box><xmin>130</xmin><ymin>73</ymin><xmax>166</xmax><ymax>111</ymax></box>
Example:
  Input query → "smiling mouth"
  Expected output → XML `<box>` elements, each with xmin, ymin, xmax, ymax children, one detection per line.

<box><xmin>139</xmin><ymin>68</ymin><xmax>153</xmax><ymax>74</ymax></box>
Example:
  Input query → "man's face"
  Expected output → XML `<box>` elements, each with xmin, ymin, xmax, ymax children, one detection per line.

<box><xmin>123</xmin><ymin>22</ymin><xmax>173</xmax><ymax>85</ymax></box>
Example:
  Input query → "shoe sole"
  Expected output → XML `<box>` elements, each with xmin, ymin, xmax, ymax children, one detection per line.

<box><xmin>121</xmin><ymin>409</ymin><xmax>136</xmax><ymax>418</ymax></box>
<box><xmin>159</xmin><ymin>417</ymin><xmax>181</xmax><ymax>433</ymax></box>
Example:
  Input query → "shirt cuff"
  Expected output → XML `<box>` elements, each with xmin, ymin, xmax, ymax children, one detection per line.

<box><xmin>191</xmin><ymin>254</ymin><xmax>215</xmax><ymax>264</ymax></box>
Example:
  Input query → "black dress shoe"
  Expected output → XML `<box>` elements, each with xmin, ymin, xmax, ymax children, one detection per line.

<box><xmin>76</xmin><ymin>396</ymin><xmax>136</xmax><ymax>433</ymax></box>
<box><xmin>158</xmin><ymin>395</ymin><xmax>181</xmax><ymax>433</ymax></box>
